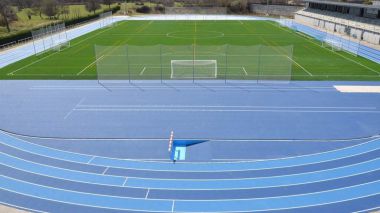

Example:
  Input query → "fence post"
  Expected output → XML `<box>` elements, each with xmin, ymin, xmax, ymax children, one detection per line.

<box><xmin>160</xmin><ymin>45</ymin><xmax>163</xmax><ymax>83</ymax></box>
<box><xmin>224</xmin><ymin>44</ymin><xmax>228</xmax><ymax>84</ymax></box>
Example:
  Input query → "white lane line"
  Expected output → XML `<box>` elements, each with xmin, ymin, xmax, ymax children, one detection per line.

<box><xmin>145</xmin><ymin>188</ymin><xmax>150</xmax><ymax>199</ymax></box>
<box><xmin>63</xmin><ymin>110</ymin><xmax>74</xmax><ymax>120</ymax></box>
<box><xmin>1</xmin><ymin>176</ymin><xmax>380</xmax><ymax>210</ymax></box>
<box><xmin>122</xmin><ymin>177</ymin><xmax>128</xmax><ymax>186</ymax></box>
<box><xmin>139</xmin><ymin>67</ymin><xmax>146</xmax><ymax>76</ymax></box>
<box><xmin>86</xmin><ymin>156</ymin><xmax>95</xmax><ymax>164</ymax></box>
<box><xmin>73</xmin><ymin>108</ymin><xmax>380</xmax><ymax>113</ymax></box>
<box><xmin>242</xmin><ymin>66</ymin><xmax>248</xmax><ymax>76</ymax></box>
<box><xmin>2</xmin><ymin>148</ymin><xmax>380</xmax><ymax>190</ymax></box>
<box><xmin>77</xmin><ymin>105</ymin><xmax>376</xmax><ymax>110</ymax></box>
<box><xmin>171</xmin><ymin>200</ymin><xmax>175</xmax><ymax>212</ymax></box>
<box><xmin>353</xmin><ymin>206</ymin><xmax>380</xmax><ymax>213</ymax></box>
<box><xmin>77</xmin><ymin>55</ymin><xmax>104</xmax><ymax>76</ymax></box>
<box><xmin>2</xmin><ymin>127</ymin><xmax>379</xmax><ymax>166</ymax></box>
<box><xmin>64</xmin><ymin>97</ymin><xmax>85</xmax><ymax>120</ymax></box>
<box><xmin>102</xmin><ymin>167</ymin><xmax>109</xmax><ymax>175</ymax></box>
<box><xmin>286</xmin><ymin>56</ymin><xmax>313</xmax><ymax>76</ymax></box>
<box><xmin>1</xmin><ymin>135</ymin><xmax>379</xmax><ymax>173</ymax></box>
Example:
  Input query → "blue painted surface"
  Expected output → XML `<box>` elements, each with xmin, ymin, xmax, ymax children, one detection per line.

<box><xmin>125</xmin><ymin>159</ymin><xmax>380</xmax><ymax>189</ymax></box>
<box><xmin>91</xmin><ymin>138</ymin><xmax>380</xmax><ymax>171</ymax></box>
<box><xmin>0</xmin><ymin>80</ymin><xmax>379</xmax><ymax>212</ymax></box>
<box><xmin>0</xmin><ymin>176</ymin><xmax>173</xmax><ymax>212</ymax></box>
<box><xmin>0</xmin><ymin>81</ymin><xmax>379</xmax><ymax>140</ymax></box>
<box><xmin>174</xmin><ymin>180</ymin><xmax>380</xmax><ymax>212</ymax></box>
<box><xmin>0</xmin><ymin>153</ymin><xmax>125</xmax><ymax>186</ymax></box>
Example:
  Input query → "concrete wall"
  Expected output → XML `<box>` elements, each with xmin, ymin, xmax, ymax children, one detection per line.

<box><xmin>295</xmin><ymin>13</ymin><xmax>380</xmax><ymax>45</ymax></box>
<box><xmin>250</xmin><ymin>4</ymin><xmax>304</xmax><ymax>17</ymax></box>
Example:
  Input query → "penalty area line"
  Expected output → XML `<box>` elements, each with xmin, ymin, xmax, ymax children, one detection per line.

<box><xmin>77</xmin><ymin>55</ymin><xmax>105</xmax><ymax>76</ymax></box>
<box><xmin>286</xmin><ymin>56</ymin><xmax>313</xmax><ymax>77</ymax></box>
<box><xmin>242</xmin><ymin>66</ymin><xmax>248</xmax><ymax>76</ymax></box>
<box><xmin>139</xmin><ymin>67</ymin><xmax>146</xmax><ymax>76</ymax></box>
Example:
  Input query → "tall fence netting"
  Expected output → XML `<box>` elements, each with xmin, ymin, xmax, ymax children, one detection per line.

<box><xmin>96</xmin><ymin>45</ymin><xmax>293</xmax><ymax>89</ymax></box>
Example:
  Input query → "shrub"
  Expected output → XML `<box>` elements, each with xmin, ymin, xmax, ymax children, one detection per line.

<box><xmin>136</xmin><ymin>6</ymin><xmax>151</xmax><ymax>14</ymax></box>
<box><xmin>155</xmin><ymin>5</ymin><xmax>165</xmax><ymax>13</ymax></box>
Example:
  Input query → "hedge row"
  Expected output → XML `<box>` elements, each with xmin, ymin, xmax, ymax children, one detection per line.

<box><xmin>0</xmin><ymin>6</ymin><xmax>120</xmax><ymax>46</ymax></box>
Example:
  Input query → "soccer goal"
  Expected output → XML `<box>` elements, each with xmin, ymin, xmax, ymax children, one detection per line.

<box><xmin>99</xmin><ymin>11</ymin><xmax>114</xmax><ymax>28</ymax></box>
<box><xmin>171</xmin><ymin>60</ymin><xmax>217</xmax><ymax>79</ymax></box>
<box><xmin>32</xmin><ymin>23</ymin><xmax>70</xmax><ymax>55</ymax></box>
<box><xmin>322</xmin><ymin>34</ymin><xmax>343</xmax><ymax>52</ymax></box>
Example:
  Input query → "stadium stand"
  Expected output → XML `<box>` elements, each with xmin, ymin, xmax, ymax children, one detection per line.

<box><xmin>295</xmin><ymin>0</ymin><xmax>380</xmax><ymax>48</ymax></box>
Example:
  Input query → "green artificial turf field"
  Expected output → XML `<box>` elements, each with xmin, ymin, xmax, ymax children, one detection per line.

<box><xmin>1</xmin><ymin>20</ymin><xmax>379</xmax><ymax>81</ymax></box>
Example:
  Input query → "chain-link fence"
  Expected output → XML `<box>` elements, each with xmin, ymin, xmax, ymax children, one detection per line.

<box><xmin>95</xmin><ymin>44</ymin><xmax>293</xmax><ymax>89</ymax></box>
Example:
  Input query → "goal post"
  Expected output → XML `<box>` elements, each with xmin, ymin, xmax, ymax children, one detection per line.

<box><xmin>32</xmin><ymin>23</ymin><xmax>70</xmax><ymax>55</ymax></box>
<box><xmin>99</xmin><ymin>11</ymin><xmax>114</xmax><ymax>28</ymax></box>
<box><xmin>165</xmin><ymin>7</ymin><xmax>227</xmax><ymax>15</ymax></box>
<box><xmin>170</xmin><ymin>60</ymin><xmax>217</xmax><ymax>79</ymax></box>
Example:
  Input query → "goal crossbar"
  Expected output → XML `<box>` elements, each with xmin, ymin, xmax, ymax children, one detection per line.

<box><xmin>170</xmin><ymin>60</ymin><xmax>217</xmax><ymax>79</ymax></box>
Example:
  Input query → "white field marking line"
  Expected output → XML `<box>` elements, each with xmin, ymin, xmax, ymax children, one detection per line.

<box><xmin>76</xmin><ymin>55</ymin><xmax>105</xmax><ymax>76</ymax></box>
<box><xmin>73</xmin><ymin>108</ymin><xmax>380</xmax><ymax>113</ymax></box>
<box><xmin>1</xmin><ymin>173</ymin><xmax>380</xmax><ymax>203</ymax></box>
<box><xmin>122</xmin><ymin>177</ymin><xmax>128</xmax><ymax>186</ymax></box>
<box><xmin>269</xmin><ymin>22</ymin><xmax>380</xmax><ymax>75</ymax></box>
<box><xmin>8</xmin><ymin>24</ymin><xmax>115</xmax><ymax>76</ymax></box>
<box><xmin>145</xmin><ymin>188</ymin><xmax>150</xmax><ymax>199</ymax></box>
<box><xmin>242</xmin><ymin>21</ymin><xmax>312</xmax><ymax>77</ymax></box>
<box><xmin>139</xmin><ymin>67</ymin><xmax>146</xmax><ymax>76</ymax></box>
<box><xmin>0</xmin><ymin>202</ymin><xmax>47</xmax><ymax>213</ymax></box>
<box><xmin>171</xmin><ymin>200</ymin><xmax>175</xmax><ymax>212</ymax></box>
<box><xmin>77</xmin><ymin>105</ymin><xmax>376</xmax><ymax>110</ymax></box>
<box><xmin>2</xmin><ymin>130</ymin><xmax>379</xmax><ymax>167</ymax></box>
<box><xmin>286</xmin><ymin>56</ymin><xmax>313</xmax><ymax>76</ymax></box>
<box><xmin>87</xmin><ymin>156</ymin><xmax>95</xmax><ymax>164</ymax></box>
<box><xmin>2</xmin><ymin>143</ymin><xmax>380</xmax><ymax>183</ymax></box>
<box><xmin>102</xmin><ymin>167</ymin><xmax>109</xmax><ymax>175</ymax></box>
<box><xmin>242</xmin><ymin>66</ymin><xmax>248</xmax><ymax>76</ymax></box>
<box><xmin>64</xmin><ymin>97</ymin><xmax>85</xmax><ymax>120</ymax></box>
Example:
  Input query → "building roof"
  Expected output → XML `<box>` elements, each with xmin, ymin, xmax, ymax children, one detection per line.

<box><xmin>304</xmin><ymin>0</ymin><xmax>380</xmax><ymax>9</ymax></box>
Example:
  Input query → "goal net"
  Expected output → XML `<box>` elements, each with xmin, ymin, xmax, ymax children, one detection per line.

<box><xmin>165</xmin><ymin>7</ymin><xmax>227</xmax><ymax>15</ymax></box>
<box><xmin>171</xmin><ymin>60</ymin><xmax>217</xmax><ymax>79</ymax></box>
<box><xmin>99</xmin><ymin>11</ymin><xmax>114</xmax><ymax>28</ymax></box>
<box><xmin>165</xmin><ymin>7</ymin><xmax>227</xmax><ymax>20</ymax></box>
<box><xmin>32</xmin><ymin>23</ymin><xmax>70</xmax><ymax>55</ymax></box>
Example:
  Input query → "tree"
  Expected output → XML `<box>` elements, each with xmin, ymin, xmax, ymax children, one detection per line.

<box><xmin>32</xmin><ymin>0</ymin><xmax>43</xmax><ymax>18</ymax></box>
<box><xmin>41</xmin><ymin>0</ymin><xmax>59</xmax><ymax>19</ymax></box>
<box><xmin>0</xmin><ymin>0</ymin><xmax>18</xmax><ymax>33</ymax></box>
<box><xmin>85</xmin><ymin>0</ymin><xmax>101</xmax><ymax>15</ymax></box>
<box><xmin>103</xmin><ymin>0</ymin><xmax>113</xmax><ymax>9</ymax></box>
